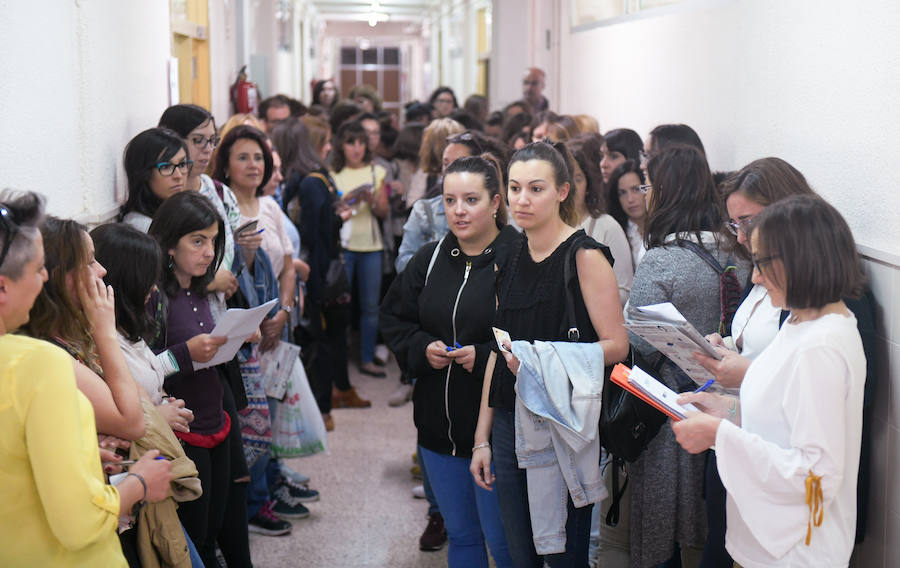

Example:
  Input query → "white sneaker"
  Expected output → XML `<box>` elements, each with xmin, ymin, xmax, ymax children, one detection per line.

<box><xmin>374</xmin><ymin>344</ymin><xmax>391</xmax><ymax>366</ymax></box>
<box><xmin>388</xmin><ymin>383</ymin><xmax>413</xmax><ymax>407</ymax></box>
<box><xmin>412</xmin><ymin>485</ymin><xmax>425</xmax><ymax>499</ymax></box>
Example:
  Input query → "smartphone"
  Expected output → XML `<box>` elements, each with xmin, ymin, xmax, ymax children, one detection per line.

<box><xmin>235</xmin><ymin>220</ymin><xmax>258</xmax><ymax>236</ymax></box>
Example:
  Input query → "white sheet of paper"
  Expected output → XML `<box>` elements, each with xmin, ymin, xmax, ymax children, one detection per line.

<box><xmin>194</xmin><ymin>299</ymin><xmax>278</xmax><ymax>370</ymax></box>
<box><xmin>628</xmin><ymin>365</ymin><xmax>700</xmax><ymax>420</ymax></box>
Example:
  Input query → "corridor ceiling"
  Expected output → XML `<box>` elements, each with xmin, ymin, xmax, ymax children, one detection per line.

<box><xmin>310</xmin><ymin>0</ymin><xmax>437</xmax><ymax>22</ymax></box>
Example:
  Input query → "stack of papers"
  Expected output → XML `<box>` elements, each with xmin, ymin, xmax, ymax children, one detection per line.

<box><xmin>625</xmin><ymin>302</ymin><xmax>720</xmax><ymax>386</ymax></box>
<box><xmin>610</xmin><ymin>364</ymin><xmax>700</xmax><ymax>421</ymax></box>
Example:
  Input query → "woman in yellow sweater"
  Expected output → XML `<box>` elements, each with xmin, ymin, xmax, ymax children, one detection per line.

<box><xmin>330</xmin><ymin>120</ymin><xmax>389</xmax><ymax>377</ymax></box>
<box><xmin>0</xmin><ymin>190</ymin><xmax>171</xmax><ymax>566</ymax></box>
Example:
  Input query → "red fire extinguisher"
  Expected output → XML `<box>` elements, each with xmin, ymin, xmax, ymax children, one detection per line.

<box><xmin>230</xmin><ymin>65</ymin><xmax>260</xmax><ymax>114</ymax></box>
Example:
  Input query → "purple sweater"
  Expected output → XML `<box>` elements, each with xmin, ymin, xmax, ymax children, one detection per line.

<box><xmin>155</xmin><ymin>288</ymin><xmax>225</xmax><ymax>435</ymax></box>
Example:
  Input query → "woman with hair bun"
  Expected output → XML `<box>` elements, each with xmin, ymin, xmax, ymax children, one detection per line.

<box><xmin>471</xmin><ymin>141</ymin><xmax>629</xmax><ymax>567</ymax></box>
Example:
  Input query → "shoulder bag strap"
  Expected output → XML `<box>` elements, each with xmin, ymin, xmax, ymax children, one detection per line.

<box><xmin>563</xmin><ymin>235</ymin><xmax>587</xmax><ymax>341</ymax></box>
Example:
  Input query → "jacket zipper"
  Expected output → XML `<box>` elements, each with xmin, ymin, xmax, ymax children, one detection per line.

<box><xmin>445</xmin><ymin>260</ymin><xmax>472</xmax><ymax>456</ymax></box>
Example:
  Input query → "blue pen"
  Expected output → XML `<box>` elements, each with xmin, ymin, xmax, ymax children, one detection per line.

<box><xmin>694</xmin><ymin>379</ymin><xmax>715</xmax><ymax>393</ymax></box>
<box><xmin>256</xmin><ymin>228</ymin><xmax>265</xmax><ymax>234</ymax></box>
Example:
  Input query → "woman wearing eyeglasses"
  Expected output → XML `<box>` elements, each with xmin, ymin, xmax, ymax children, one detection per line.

<box><xmin>674</xmin><ymin>195</ymin><xmax>866</xmax><ymax>567</ymax></box>
<box><xmin>606</xmin><ymin>160</ymin><xmax>648</xmax><ymax>269</ymax></box>
<box><xmin>119</xmin><ymin>128</ymin><xmax>192</xmax><ymax>233</ymax></box>
<box><xmin>160</xmin><ymin>104</ymin><xmax>242</xmax><ymax>300</ymax></box>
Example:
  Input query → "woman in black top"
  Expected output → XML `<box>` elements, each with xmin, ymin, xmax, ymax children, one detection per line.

<box><xmin>470</xmin><ymin>141</ymin><xmax>629</xmax><ymax>568</ymax></box>
<box><xmin>381</xmin><ymin>155</ymin><xmax>518</xmax><ymax>568</ymax></box>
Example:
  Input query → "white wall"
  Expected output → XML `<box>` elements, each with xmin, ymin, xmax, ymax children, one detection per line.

<box><xmin>0</xmin><ymin>1</ymin><xmax>171</xmax><ymax>222</ymax></box>
<box><xmin>557</xmin><ymin>0</ymin><xmax>900</xmax><ymax>256</ymax></box>
<box><xmin>490</xmin><ymin>0</ymin><xmax>531</xmax><ymax>109</ymax></box>
<box><xmin>551</xmin><ymin>0</ymin><xmax>900</xmax><ymax>564</ymax></box>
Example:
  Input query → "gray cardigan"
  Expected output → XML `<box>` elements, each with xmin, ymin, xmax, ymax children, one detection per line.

<box><xmin>624</xmin><ymin>232</ymin><xmax>750</xmax><ymax>567</ymax></box>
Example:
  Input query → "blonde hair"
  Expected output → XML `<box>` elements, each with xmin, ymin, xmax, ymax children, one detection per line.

<box><xmin>573</xmin><ymin>114</ymin><xmax>600</xmax><ymax>134</ymax></box>
<box><xmin>300</xmin><ymin>115</ymin><xmax>331</xmax><ymax>154</ymax></box>
<box><xmin>419</xmin><ymin>118</ymin><xmax>464</xmax><ymax>175</ymax></box>
<box><xmin>208</xmin><ymin>114</ymin><xmax>267</xmax><ymax>175</ymax></box>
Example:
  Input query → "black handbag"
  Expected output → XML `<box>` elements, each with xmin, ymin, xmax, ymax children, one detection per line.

<box><xmin>322</xmin><ymin>254</ymin><xmax>351</xmax><ymax>306</ymax></box>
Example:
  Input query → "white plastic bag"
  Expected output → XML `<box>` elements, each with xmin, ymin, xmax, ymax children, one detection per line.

<box><xmin>265</xmin><ymin>344</ymin><xmax>328</xmax><ymax>457</ymax></box>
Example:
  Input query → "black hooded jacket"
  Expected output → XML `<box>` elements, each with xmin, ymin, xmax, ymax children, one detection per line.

<box><xmin>381</xmin><ymin>225</ymin><xmax>521</xmax><ymax>457</ymax></box>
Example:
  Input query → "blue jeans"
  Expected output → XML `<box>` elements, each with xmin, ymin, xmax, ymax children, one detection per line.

<box><xmin>343</xmin><ymin>250</ymin><xmax>383</xmax><ymax>364</ymax></box>
<box><xmin>246</xmin><ymin>451</ymin><xmax>270</xmax><ymax>519</ymax></box>
<box><xmin>417</xmin><ymin>444</ymin><xmax>440</xmax><ymax>516</ymax></box>
<box><xmin>419</xmin><ymin>446</ymin><xmax>513</xmax><ymax>568</ymax></box>
<box><xmin>183</xmin><ymin>524</ymin><xmax>205</xmax><ymax>567</ymax></box>
<box><xmin>492</xmin><ymin>409</ymin><xmax>593</xmax><ymax>568</ymax></box>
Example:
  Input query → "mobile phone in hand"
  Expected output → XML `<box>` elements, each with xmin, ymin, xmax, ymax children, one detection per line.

<box><xmin>235</xmin><ymin>220</ymin><xmax>259</xmax><ymax>236</ymax></box>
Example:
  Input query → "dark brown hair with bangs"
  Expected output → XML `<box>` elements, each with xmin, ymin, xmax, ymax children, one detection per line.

<box><xmin>751</xmin><ymin>194</ymin><xmax>864</xmax><ymax>309</ymax></box>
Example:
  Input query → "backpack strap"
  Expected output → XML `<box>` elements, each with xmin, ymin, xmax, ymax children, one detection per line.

<box><xmin>424</xmin><ymin>236</ymin><xmax>445</xmax><ymax>287</ymax></box>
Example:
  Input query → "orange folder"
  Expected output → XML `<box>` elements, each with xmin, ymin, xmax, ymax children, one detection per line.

<box><xmin>610</xmin><ymin>363</ymin><xmax>685</xmax><ymax>422</ymax></box>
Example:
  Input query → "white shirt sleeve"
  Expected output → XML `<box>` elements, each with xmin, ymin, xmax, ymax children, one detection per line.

<box><xmin>715</xmin><ymin>346</ymin><xmax>851</xmax><ymax>559</ymax></box>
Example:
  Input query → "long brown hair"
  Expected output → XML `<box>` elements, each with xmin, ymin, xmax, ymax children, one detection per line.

<box><xmin>24</xmin><ymin>217</ymin><xmax>97</xmax><ymax>364</ymax></box>
<box><xmin>644</xmin><ymin>144</ymin><xmax>722</xmax><ymax>248</ymax></box>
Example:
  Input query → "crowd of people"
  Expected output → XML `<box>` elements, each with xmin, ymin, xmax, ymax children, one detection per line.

<box><xmin>0</xmin><ymin>66</ymin><xmax>877</xmax><ymax>568</ymax></box>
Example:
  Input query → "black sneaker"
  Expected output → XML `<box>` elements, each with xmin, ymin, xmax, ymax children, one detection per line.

<box><xmin>278</xmin><ymin>477</ymin><xmax>320</xmax><ymax>503</ymax></box>
<box><xmin>419</xmin><ymin>512</ymin><xmax>447</xmax><ymax>551</ymax></box>
<box><xmin>248</xmin><ymin>501</ymin><xmax>293</xmax><ymax>536</ymax></box>
<box><xmin>271</xmin><ymin>486</ymin><xmax>311</xmax><ymax>519</ymax></box>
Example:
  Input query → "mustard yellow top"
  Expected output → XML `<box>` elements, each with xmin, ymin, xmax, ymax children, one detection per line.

<box><xmin>0</xmin><ymin>334</ymin><xmax>125</xmax><ymax>567</ymax></box>
<box><xmin>331</xmin><ymin>163</ymin><xmax>387</xmax><ymax>252</ymax></box>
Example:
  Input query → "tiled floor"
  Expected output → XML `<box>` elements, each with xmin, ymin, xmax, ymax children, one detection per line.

<box><xmin>248</xmin><ymin>357</ymin><xmax>449</xmax><ymax>567</ymax></box>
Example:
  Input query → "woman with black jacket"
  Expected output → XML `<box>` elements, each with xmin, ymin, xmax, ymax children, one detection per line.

<box><xmin>272</xmin><ymin>116</ymin><xmax>370</xmax><ymax>431</ymax></box>
<box><xmin>381</xmin><ymin>155</ymin><xmax>517</xmax><ymax>568</ymax></box>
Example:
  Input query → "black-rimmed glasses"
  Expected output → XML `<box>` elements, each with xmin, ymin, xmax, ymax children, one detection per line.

<box><xmin>155</xmin><ymin>160</ymin><xmax>194</xmax><ymax>176</ymax></box>
<box><xmin>0</xmin><ymin>205</ymin><xmax>20</xmax><ymax>271</ymax></box>
<box><xmin>190</xmin><ymin>135</ymin><xmax>220</xmax><ymax>150</ymax></box>
<box><xmin>751</xmin><ymin>254</ymin><xmax>780</xmax><ymax>272</ymax></box>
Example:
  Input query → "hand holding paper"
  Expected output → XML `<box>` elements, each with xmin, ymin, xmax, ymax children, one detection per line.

<box><xmin>193</xmin><ymin>299</ymin><xmax>278</xmax><ymax>369</ymax></box>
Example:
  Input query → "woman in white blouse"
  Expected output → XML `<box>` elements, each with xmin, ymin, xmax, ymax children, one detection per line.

<box><xmin>674</xmin><ymin>194</ymin><xmax>866</xmax><ymax>567</ymax></box>
<box><xmin>688</xmin><ymin>157</ymin><xmax>818</xmax><ymax>567</ymax></box>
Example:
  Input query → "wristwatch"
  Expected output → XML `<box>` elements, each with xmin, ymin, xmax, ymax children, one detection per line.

<box><xmin>280</xmin><ymin>305</ymin><xmax>293</xmax><ymax>314</ymax></box>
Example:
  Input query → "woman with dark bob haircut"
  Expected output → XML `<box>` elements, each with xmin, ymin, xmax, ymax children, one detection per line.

<box><xmin>148</xmin><ymin>191</ymin><xmax>254</xmax><ymax>567</ymax></box>
<box><xmin>119</xmin><ymin>127</ymin><xmax>191</xmax><ymax>232</ymax></box>
<box><xmin>625</xmin><ymin>143</ymin><xmax>751</xmax><ymax>567</ymax></box>
<box><xmin>674</xmin><ymin>194</ymin><xmax>866</xmax><ymax>567</ymax></box>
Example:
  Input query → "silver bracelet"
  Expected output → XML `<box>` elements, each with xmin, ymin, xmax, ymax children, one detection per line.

<box><xmin>126</xmin><ymin>472</ymin><xmax>147</xmax><ymax>501</ymax></box>
<box><xmin>472</xmin><ymin>443</ymin><xmax>490</xmax><ymax>452</ymax></box>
